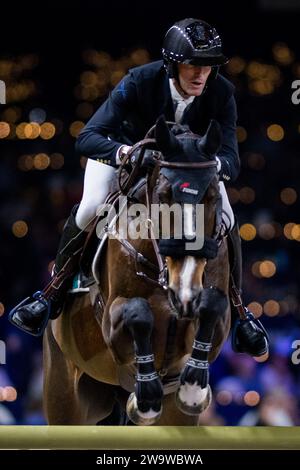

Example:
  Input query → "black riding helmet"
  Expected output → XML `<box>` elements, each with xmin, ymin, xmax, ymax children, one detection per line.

<box><xmin>162</xmin><ymin>18</ymin><xmax>228</xmax><ymax>81</ymax></box>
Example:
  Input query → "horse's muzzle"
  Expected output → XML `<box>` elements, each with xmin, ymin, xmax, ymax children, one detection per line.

<box><xmin>168</xmin><ymin>288</ymin><xmax>202</xmax><ymax>318</ymax></box>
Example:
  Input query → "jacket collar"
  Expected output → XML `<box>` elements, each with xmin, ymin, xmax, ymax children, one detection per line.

<box><xmin>157</xmin><ymin>70</ymin><xmax>175</xmax><ymax>121</ymax></box>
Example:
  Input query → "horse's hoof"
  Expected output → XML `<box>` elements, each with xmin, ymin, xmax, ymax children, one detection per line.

<box><xmin>126</xmin><ymin>393</ymin><xmax>162</xmax><ymax>426</ymax></box>
<box><xmin>175</xmin><ymin>384</ymin><xmax>212</xmax><ymax>416</ymax></box>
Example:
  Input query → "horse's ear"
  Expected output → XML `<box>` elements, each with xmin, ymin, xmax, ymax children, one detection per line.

<box><xmin>197</xmin><ymin>119</ymin><xmax>222</xmax><ymax>158</ymax></box>
<box><xmin>155</xmin><ymin>115</ymin><xmax>180</xmax><ymax>156</ymax></box>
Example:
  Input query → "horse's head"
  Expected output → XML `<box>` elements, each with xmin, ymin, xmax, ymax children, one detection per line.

<box><xmin>152</xmin><ymin>116</ymin><xmax>222</xmax><ymax>318</ymax></box>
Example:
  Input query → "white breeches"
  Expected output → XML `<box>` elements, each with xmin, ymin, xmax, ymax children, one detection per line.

<box><xmin>75</xmin><ymin>159</ymin><xmax>235</xmax><ymax>232</ymax></box>
<box><xmin>75</xmin><ymin>159</ymin><xmax>116</xmax><ymax>230</ymax></box>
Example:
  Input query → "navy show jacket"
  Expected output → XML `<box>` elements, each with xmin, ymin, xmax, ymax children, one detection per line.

<box><xmin>76</xmin><ymin>60</ymin><xmax>240</xmax><ymax>182</ymax></box>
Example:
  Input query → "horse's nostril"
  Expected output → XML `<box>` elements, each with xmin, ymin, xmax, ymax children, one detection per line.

<box><xmin>168</xmin><ymin>287</ymin><xmax>202</xmax><ymax>317</ymax></box>
<box><xmin>168</xmin><ymin>288</ymin><xmax>176</xmax><ymax>302</ymax></box>
<box><xmin>192</xmin><ymin>290</ymin><xmax>203</xmax><ymax>311</ymax></box>
<box><xmin>168</xmin><ymin>288</ymin><xmax>180</xmax><ymax>311</ymax></box>
<box><xmin>182</xmin><ymin>300</ymin><xmax>193</xmax><ymax>317</ymax></box>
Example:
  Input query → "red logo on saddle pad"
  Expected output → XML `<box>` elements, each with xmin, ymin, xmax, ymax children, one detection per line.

<box><xmin>179</xmin><ymin>181</ymin><xmax>199</xmax><ymax>196</ymax></box>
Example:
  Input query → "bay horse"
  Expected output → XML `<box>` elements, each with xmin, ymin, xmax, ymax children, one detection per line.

<box><xmin>43</xmin><ymin>117</ymin><xmax>231</xmax><ymax>425</ymax></box>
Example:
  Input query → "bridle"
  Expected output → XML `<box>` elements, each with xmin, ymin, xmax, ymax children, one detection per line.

<box><xmin>111</xmin><ymin>130</ymin><xmax>224</xmax><ymax>290</ymax></box>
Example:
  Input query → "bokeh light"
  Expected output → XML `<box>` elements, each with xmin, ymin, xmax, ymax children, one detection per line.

<box><xmin>40</xmin><ymin>122</ymin><xmax>55</xmax><ymax>139</ymax></box>
<box><xmin>264</xmin><ymin>300</ymin><xmax>280</xmax><ymax>316</ymax></box>
<box><xmin>110</xmin><ymin>70</ymin><xmax>126</xmax><ymax>87</ymax></box>
<box><xmin>280</xmin><ymin>188</ymin><xmax>297</xmax><ymax>205</ymax></box>
<box><xmin>29</xmin><ymin>108</ymin><xmax>46</xmax><ymax>123</ymax></box>
<box><xmin>69</xmin><ymin>120</ymin><xmax>85</xmax><ymax>138</ymax></box>
<box><xmin>216</xmin><ymin>390</ymin><xmax>233</xmax><ymax>406</ymax></box>
<box><xmin>16</xmin><ymin>122</ymin><xmax>27</xmax><ymax>139</ymax></box>
<box><xmin>291</xmin><ymin>224</ymin><xmax>300</xmax><ymax>241</ymax></box>
<box><xmin>258</xmin><ymin>223</ymin><xmax>276</xmax><ymax>240</ymax></box>
<box><xmin>237</xmin><ymin>126</ymin><xmax>247</xmax><ymax>143</ymax></box>
<box><xmin>247</xmin><ymin>152</ymin><xmax>265</xmax><ymax>170</ymax></box>
<box><xmin>244</xmin><ymin>391</ymin><xmax>260</xmax><ymax>407</ymax></box>
<box><xmin>267</xmin><ymin>124</ymin><xmax>284</xmax><ymax>141</ymax></box>
<box><xmin>0</xmin><ymin>387</ymin><xmax>18</xmax><ymax>402</ymax></box>
<box><xmin>24</xmin><ymin>122</ymin><xmax>40</xmax><ymax>139</ymax></box>
<box><xmin>239</xmin><ymin>187</ymin><xmax>255</xmax><ymax>204</ymax></box>
<box><xmin>80</xmin><ymin>70</ymin><xmax>98</xmax><ymax>87</ymax></box>
<box><xmin>240</xmin><ymin>223</ymin><xmax>256</xmax><ymax>241</ymax></box>
<box><xmin>226</xmin><ymin>56</ymin><xmax>246</xmax><ymax>75</ymax></box>
<box><xmin>272</xmin><ymin>43</ymin><xmax>294</xmax><ymax>66</ymax></box>
<box><xmin>50</xmin><ymin>153</ymin><xmax>64</xmax><ymax>170</ymax></box>
<box><xmin>247</xmin><ymin>61</ymin><xmax>281</xmax><ymax>96</ymax></box>
<box><xmin>251</xmin><ymin>261</ymin><xmax>261</xmax><ymax>278</ymax></box>
<box><xmin>12</xmin><ymin>220</ymin><xmax>28</xmax><ymax>238</ymax></box>
<box><xmin>0</xmin><ymin>122</ymin><xmax>10</xmax><ymax>138</ymax></box>
<box><xmin>18</xmin><ymin>154</ymin><xmax>33</xmax><ymax>171</ymax></box>
<box><xmin>130</xmin><ymin>48</ymin><xmax>150</xmax><ymax>65</ymax></box>
<box><xmin>0</xmin><ymin>302</ymin><xmax>4</xmax><ymax>316</ymax></box>
<box><xmin>284</xmin><ymin>222</ymin><xmax>295</xmax><ymax>240</ymax></box>
<box><xmin>33</xmin><ymin>153</ymin><xmax>50</xmax><ymax>170</ymax></box>
<box><xmin>247</xmin><ymin>301</ymin><xmax>263</xmax><ymax>318</ymax></box>
<box><xmin>259</xmin><ymin>260</ymin><xmax>276</xmax><ymax>278</ymax></box>
<box><xmin>1</xmin><ymin>107</ymin><xmax>22</xmax><ymax>123</ymax></box>
<box><xmin>252</xmin><ymin>260</ymin><xmax>277</xmax><ymax>278</ymax></box>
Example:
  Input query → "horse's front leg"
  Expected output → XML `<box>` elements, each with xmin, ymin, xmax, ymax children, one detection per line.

<box><xmin>107</xmin><ymin>296</ymin><xmax>163</xmax><ymax>425</ymax></box>
<box><xmin>176</xmin><ymin>287</ymin><xmax>228</xmax><ymax>415</ymax></box>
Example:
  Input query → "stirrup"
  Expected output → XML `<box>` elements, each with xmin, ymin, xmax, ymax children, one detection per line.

<box><xmin>8</xmin><ymin>291</ymin><xmax>50</xmax><ymax>337</ymax></box>
<box><xmin>232</xmin><ymin>310</ymin><xmax>269</xmax><ymax>357</ymax></box>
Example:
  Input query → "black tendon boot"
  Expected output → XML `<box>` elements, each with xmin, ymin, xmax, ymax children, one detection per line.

<box><xmin>228</xmin><ymin>221</ymin><xmax>269</xmax><ymax>357</ymax></box>
<box><xmin>9</xmin><ymin>206</ymin><xmax>87</xmax><ymax>336</ymax></box>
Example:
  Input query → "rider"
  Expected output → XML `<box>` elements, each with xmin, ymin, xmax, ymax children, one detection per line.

<box><xmin>9</xmin><ymin>18</ymin><xmax>269</xmax><ymax>357</ymax></box>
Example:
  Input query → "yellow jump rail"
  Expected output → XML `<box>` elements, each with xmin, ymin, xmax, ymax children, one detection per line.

<box><xmin>0</xmin><ymin>426</ymin><xmax>299</xmax><ymax>450</ymax></box>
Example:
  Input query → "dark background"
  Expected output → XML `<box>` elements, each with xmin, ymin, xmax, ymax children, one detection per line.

<box><xmin>0</xmin><ymin>0</ymin><xmax>300</xmax><ymax>425</ymax></box>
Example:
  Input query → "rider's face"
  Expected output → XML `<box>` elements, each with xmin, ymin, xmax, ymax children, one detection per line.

<box><xmin>177</xmin><ymin>64</ymin><xmax>212</xmax><ymax>97</ymax></box>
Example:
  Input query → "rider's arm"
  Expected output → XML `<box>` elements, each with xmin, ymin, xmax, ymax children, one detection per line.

<box><xmin>75</xmin><ymin>73</ymin><xmax>137</xmax><ymax>166</ymax></box>
<box><xmin>215</xmin><ymin>94</ymin><xmax>240</xmax><ymax>183</ymax></box>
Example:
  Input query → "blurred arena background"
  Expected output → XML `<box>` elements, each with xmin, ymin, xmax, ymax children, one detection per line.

<box><xmin>0</xmin><ymin>0</ymin><xmax>300</xmax><ymax>425</ymax></box>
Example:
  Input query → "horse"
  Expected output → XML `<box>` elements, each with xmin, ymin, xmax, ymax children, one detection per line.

<box><xmin>43</xmin><ymin>117</ymin><xmax>231</xmax><ymax>425</ymax></box>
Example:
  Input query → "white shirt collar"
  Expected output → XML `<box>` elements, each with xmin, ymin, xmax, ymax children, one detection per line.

<box><xmin>169</xmin><ymin>79</ymin><xmax>195</xmax><ymax>106</ymax></box>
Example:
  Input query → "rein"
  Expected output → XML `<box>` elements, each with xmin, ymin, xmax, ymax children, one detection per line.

<box><xmin>158</xmin><ymin>160</ymin><xmax>217</xmax><ymax>170</ymax></box>
<box><xmin>118</xmin><ymin>138</ymin><xmax>156</xmax><ymax>194</ymax></box>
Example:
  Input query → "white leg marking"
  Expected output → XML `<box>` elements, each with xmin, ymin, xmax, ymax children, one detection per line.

<box><xmin>131</xmin><ymin>394</ymin><xmax>160</xmax><ymax>419</ymax></box>
<box><xmin>178</xmin><ymin>383</ymin><xmax>209</xmax><ymax>406</ymax></box>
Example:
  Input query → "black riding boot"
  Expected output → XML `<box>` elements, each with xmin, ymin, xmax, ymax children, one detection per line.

<box><xmin>9</xmin><ymin>205</ymin><xmax>87</xmax><ymax>336</ymax></box>
<box><xmin>228</xmin><ymin>221</ymin><xmax>269</xmax><ymax>357</ymax></box>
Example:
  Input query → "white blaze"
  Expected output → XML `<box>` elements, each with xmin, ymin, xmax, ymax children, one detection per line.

<box><xmin>179</xmin><ymin>256</ymin><xmax>196</xmax><ymax>304</ymax></box>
